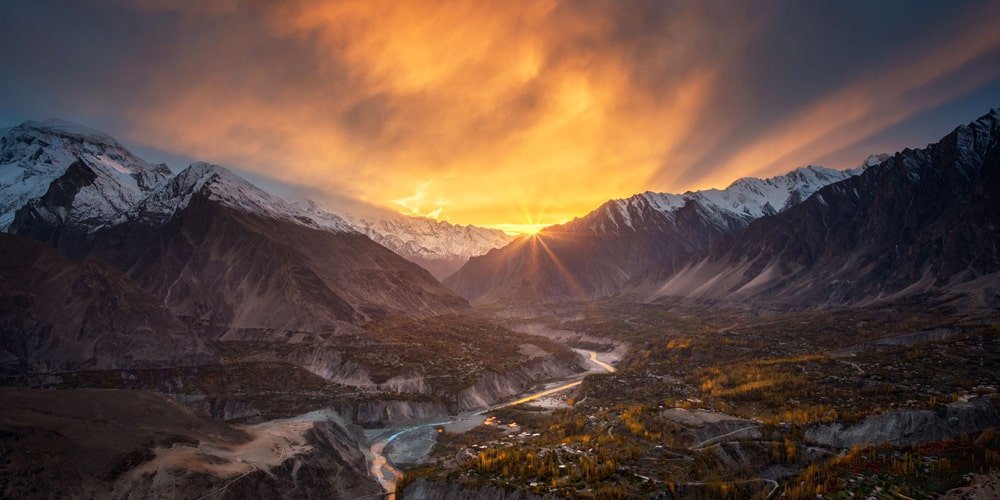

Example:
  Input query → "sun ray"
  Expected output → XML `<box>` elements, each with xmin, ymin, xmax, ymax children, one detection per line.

<box><xmin>528</xmin><ymin>231</ymin><xmax>588</xmax><ymax>300</ymax></box>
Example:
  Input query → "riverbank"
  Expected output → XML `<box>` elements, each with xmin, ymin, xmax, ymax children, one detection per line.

<box><xmin>365</xmin><ymin>349</ymin><xmax>618</xmax><ymax>498</ymax></box>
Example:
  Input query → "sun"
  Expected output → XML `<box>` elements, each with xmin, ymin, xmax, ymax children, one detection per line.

<box><xmin>487</xmin><ymin>223</ymin><xmax>549</xmax><ymax>235</ymax></box>
<box><xmin>486</xmin><ymin>199</ymin><xmax>565</xmax><ymax>235</ymax></box>
<box><xmin>514</xmin><ymin>223</ymin><xmax>549</xmax><ymax>236</ymax></box>
<box><xmin>522</xmin><ymin>224</ymin><xmax>546</xmax><ymax>235</ymax></box>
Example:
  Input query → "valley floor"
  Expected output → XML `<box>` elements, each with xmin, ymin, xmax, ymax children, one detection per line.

<box><xmin>1</xmin><ymin>301</ymin><xmax>998</xmax><ymax>499</ymax></box>
<box><xmin>367</xmin><ymin>348</ymin><xmax>618</xmax><ymax>498</ymax></box>
<box><xmin>391</xmin><ymin>301</ymin><xmax>1000</xmax><ymax>499</ymax></box>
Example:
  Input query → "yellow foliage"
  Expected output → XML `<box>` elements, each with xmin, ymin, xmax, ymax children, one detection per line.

<box><xmin>666</xmin><ymin>338</ymin><xmax>692</xmax><ymax>349</ymax></box>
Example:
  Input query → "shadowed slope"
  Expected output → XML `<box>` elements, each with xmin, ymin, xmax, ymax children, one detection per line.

<box><xmin>90</xmin><ymin>164</ymin><xmax>469</xmax><ymax>333</ymax></box>
<box><xmin>0</xmin><ymin>233</ymin><xmax>213</xmax><ymax>372</ymax></box>
<box><xmin>627</xmin><ymin>109</ymin><xmax>1000</xmax><ymax>308</ymax></box>
<box><xmin>446</xmin><ymin>166</ymin><xmax>859</xmax><ymax>303</ymax></box>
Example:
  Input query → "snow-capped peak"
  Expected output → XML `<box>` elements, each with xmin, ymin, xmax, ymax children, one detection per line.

<box><xmin>134</xmin><ymin>162</ymin><xmax>352</xmax><ymax>233</ymax></box>
<box><xmin>587</xmin><ymin>164</ymin><xmax>860</xmax><ymax>235</ymax></box>
<box><xmin>860</xmin><ymin>153</ymin><xmax>891</xmax><ymax>169</ymax></box>
<box><xmin>340</xmin><ymin>210</ymin><xmax>514</xmax><ymax>263</ymax></box>
<box><xmin>0</xmin><ymin>119</ymin><xmax>171</xmax><ymax>231</ymax></box>
<box><xmin>17</xmin><ymin>119</ymin><xmax>120</xmax><ymax>145</ymax></box>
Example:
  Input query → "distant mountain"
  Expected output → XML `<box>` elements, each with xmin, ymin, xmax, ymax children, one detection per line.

<box><xmin>89</xmin><ymin>163</ymin><xmax>469</xmax><ymax>333</ymax></box>
<box><xmin>0</xmin><ymin>233</ymin><xmax>213</xmax><ymax>372</ymax></box>
<box><xmin>130</xmin><ymin>162</ymin><xmax>354</xmax><ymax>232</ymax></box>
<box><xmin>446</xmin><ymin>165</ymin><xmax>862</xmax><ymax>303</ymax></box>
<box><xmin>338</xmin><ymin>209</ymin><xmax>514</xmax><ymax>279</ymax></box>
<box><xmin>626</xmin><ymin>109</ymin><xmax>1000</xmax><ymax>308</ymax></box>
<box><xmin>0</xmin><ymin>120</ymin><xmax>172</xmax><ymax>255</ymax></box>
<box><xmin>860</xmin><ymin>153</ymin><xmax>892</xmax><ymax>168</ymax></box>
<box><xmin>0</xmin><ymin>121</ymin><xmax>471</xmax><ymax>333</ymax></box>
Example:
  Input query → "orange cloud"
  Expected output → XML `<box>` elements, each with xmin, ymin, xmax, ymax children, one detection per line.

<box><xmin>674</xmin><ymin>5</ymin><xmax>1000</xmax><ymax>190</ymax></box>
<box><xmin>105</xmin><ymin>1</ymin><xmax>752</xmax><ymax>232</ymax></box>
<box><xmin>78</xmin><ymin>0</ymin><xmax>998</xmax><ymax>234</ymax></box>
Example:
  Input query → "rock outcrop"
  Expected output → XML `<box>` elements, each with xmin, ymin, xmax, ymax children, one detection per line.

<box><xmin>0</xmin><ymin>233</ymin><xmax>214</xmax><ymax>372</ymax></box>
<box><xmin>805</xmin><ymin>397</ymin><xmax>1000</xmax><ymax>448</ymax></box>
<box><xmin>0</xmin><ymin>388</ymin><xmax>381</xmax><ymax>499</ymax></box>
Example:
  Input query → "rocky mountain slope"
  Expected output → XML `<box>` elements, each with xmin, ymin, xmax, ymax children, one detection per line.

<box><xmin>0</xmin><ymin>120</ymin><xmax>172</xmax><ymax>255</ymax></box>
<box><xmin>339</xmin><ymin>208</ymin><xmax>514</xmax><ymax>279</ymax></box>
<box><xmin>0</xmin><ymin>120</ymin><xmax>580</xmax><ymax>424</ymax></box>
<box><xmin>0</xmin><ymin>388</ymin><xmax>381</xmax><ymax>500</ymax></box>
<box><xmin>0</xmin><ymin>121</ymin><xmax>472</xmax><ymax>331</ymax></box>
<box><xmin>627</xmin><ymin>109</ymin><xmax>1000</xmax><ymax>308</ymax></box>
<box><xmin>0</xmin><ymin>234</ymin><xmax>213</xmax><ymax>372</ymax></box>
<box><xmin>446</xmin><ymin>165</ymin><xmax>861</xmax><ymax>303</ymax></box>
<box><xmin>89</xmin><ymin>163</ymin><xmax>469</xmax><ymax>332</ymax></box>
<box><xmin>0</xmin><ymin>119</ymin><xmax>510</xmax><ymax>280</ymax></box>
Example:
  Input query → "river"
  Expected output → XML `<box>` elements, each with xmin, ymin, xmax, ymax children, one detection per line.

<box><xmin>366</xmin><ymin>349</ymin><xmax>616</xmax><ymax>499</ymax></box>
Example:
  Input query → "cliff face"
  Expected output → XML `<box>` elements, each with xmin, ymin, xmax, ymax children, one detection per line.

<box><xmin>628</xmin><ymin>110</ymin><xmax>1000</xmax><ymax>308</ymax></box>
<box><xmin>0</xmin><ymin>388</ymin><xmax>381</xmax><ymax>500</ymax></box>
<box><xmin>805</xmin><ymin>397</ymin><xmax>1000</xmax><ymax>448</ymax></box>
<box><xmin>451</xmin><ymin>355</ymin><xmax>584</xmax><ymax>411</ymax></box>
<box><xmin>333</xmin><ymin>399</ymin><xmax>451</xmax><ymax>428</ymax></box>
<box><xmin>0</xmin><ymin>233</ymin><xmax>214</xmax><ymax>373</ymax></box>
<box><xmin>229</xmin><ymin>337</ymin><xmax>585</xmax><ymax>424</ymax></box>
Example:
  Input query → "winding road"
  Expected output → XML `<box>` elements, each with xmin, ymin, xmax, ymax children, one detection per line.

<box><xmin>366</xmin><ymin>349</ymin><xmax>616</xmax><ymax>499</ymax></box>
<box><xmin>691</xmin><ymin>424</ymin><xmax>763</xmax><ymax>450</ymax></box>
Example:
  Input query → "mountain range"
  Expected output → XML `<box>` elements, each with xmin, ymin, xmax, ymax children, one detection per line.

<box><xmin>2</xmin><ymin>109</ymin><xmax>997</xmax><ymax>343</ymax></box>
<box><xmin>0</xmin><ymin>121</ymin><xmax>471</xmax><ymax>344</ymax></box>
<box><xmin>88</xmin><ymin>162</ymin><xmax>469</xmax><ymax>331</ymax></box>
<box><xmin>338</xmin><ymin>208</ymin><xmax>514</xmax><ymax>280</ymax></box>
<box><xmin>1</xmin><ymin>108</ymin><xmax>998</xmax><ymax>500</ymax></box>
<box><xmin>447</xmin><ymin>109</ymin><xmax>999</xmax><ymax>309</ymax></box>
<box><xmin>625</xmin><ymin>109</ymin><xmax>1000</xmax><ymax>308</ymax></box>
<box><xmin>445</xmin><ymin>162</ymin><xmax>870</xmax><ymax>303</ymax></box>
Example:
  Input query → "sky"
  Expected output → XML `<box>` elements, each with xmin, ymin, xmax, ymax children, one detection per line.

<box><xmin>1</xmin><ymin>1</ymin><xmax>998</xmax><ymax>234</ymax></box>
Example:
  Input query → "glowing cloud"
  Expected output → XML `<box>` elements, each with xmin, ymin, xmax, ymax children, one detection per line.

<box><xmin>1</xmin><ymin>1</ymin><xmax>998</xmax><ymax>233</ymax></box>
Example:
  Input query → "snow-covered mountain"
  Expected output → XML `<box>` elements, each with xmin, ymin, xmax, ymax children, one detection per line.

<box><xmin>0</xmin><ymin>119</ymin><xmax>507</xmax><ymax>279</ymax></box>
<box><xmin>140</xmin><ymin>163</ymin><xmax>513</xmax><ymax>281</ymax></box>
<box><xmin>860</xmin><ymin>153</ymin><xmax>891</xmax><ymax>169</ymax></box>
<box><xmin>446</xmin><ymin>164</ymin><xmax>864</xmax><ymax>303</ymax></box>
<box><xmin>625</xmin><ymin>109</ymin><xmax>1000</xmax><ymax>307</ymax></box>
<box><xmin>0</xmin><ymin>120</ymin><xmax>171</xmax><ymax>232</ymax></box>
<box><xmin>339</xmin><ymin>210</ymin><xmax>514</xmax><ymax>279</ymax></box>
<box><xmin>0</xmin><ymin>119</ymin><xmax>472</xmax><ymax>327</ymax></box>
<box><xmin>134</xmin><ymin>162</ymin><xmax>353</xmax><ymax>234</ymax></box>
<box><xmin>89</xmin><ymin>160</ymin><xmax>469</xmax><ymax>329</ymax></box>
<box><xmin>588</xmin><ymin>165</ymin><xmax>861</xmax><ymax>236</ymax></box>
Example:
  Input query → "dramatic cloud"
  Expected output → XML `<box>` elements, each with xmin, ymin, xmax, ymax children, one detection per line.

<box><xmin>1</xmin><ymin>0</ymin><xmax>998</xmax><ymax>232</ymax></box>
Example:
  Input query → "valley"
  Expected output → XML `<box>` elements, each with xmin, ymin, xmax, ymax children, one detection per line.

<box><xmin>4</xmin><ymin>300</ymin><xmax>994</xmax><ymax>499</ymax></box>
<box><xmin>368</xmin><ymin>347</ymin><xmax>618</xmax><ymax>498</ymax></box>
<box><xmin>392</xmin><ymin>302</ymin><xmax>999</xmax><ymax>498</ymax></box>
<box><xmin>0</xmin><ymin>109</ymin><xmax>997</xmax><ymax>499</ymax></box>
